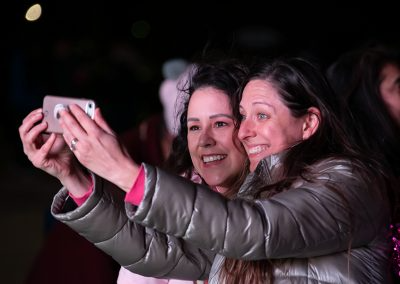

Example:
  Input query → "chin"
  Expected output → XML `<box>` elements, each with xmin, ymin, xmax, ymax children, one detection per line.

<box><xmin>205</xmin><ymin>177</ymin><xmax>224</xmax><ymax>187</ymax></box>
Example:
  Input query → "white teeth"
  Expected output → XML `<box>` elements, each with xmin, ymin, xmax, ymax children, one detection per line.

<box><xmin>203</xmin><ymin>155</ymin><xmax>226</xmax><ymax>163</ymax></box>
<box><xmin>248</xmin><ymin>146</ymin><xmax>264</xmax><ymax>154</ymax></box>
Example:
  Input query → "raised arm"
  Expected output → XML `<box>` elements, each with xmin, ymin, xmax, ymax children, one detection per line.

<box><xmin>128</xmin><ymin>160</ymin><xmax>389</xmax><ymax>260</ymax></box>
<box><xmin>51</xmin><ymin>174</ymin><xmax>213</xmax><ymax>280</ymax></box>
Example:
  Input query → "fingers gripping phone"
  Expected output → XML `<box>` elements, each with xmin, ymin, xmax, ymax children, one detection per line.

<box><xmin>42</xmin><ymin>95</ymin><xmax>96</xmax><ymax>134</ymax></box>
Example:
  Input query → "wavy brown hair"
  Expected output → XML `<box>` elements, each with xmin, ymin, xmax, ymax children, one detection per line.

<box><xmin>164</xmin><ymin>58</ymin><xmax>250</xmax><ymax>197</ymax></box>
<box><xmin>219</xmin><ymin>56</ymin><xmax>390</xmax><ymax>283</ymax></box>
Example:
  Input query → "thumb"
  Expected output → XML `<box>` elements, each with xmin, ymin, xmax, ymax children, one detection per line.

<box><xmin>94</xmin><ymin>108</ymin><xmax>115</xmax><ymax>135</ymax></box>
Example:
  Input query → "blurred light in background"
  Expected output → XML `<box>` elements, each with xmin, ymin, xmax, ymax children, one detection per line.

<box><xmin>25</xmin><ymin>3</ymin><xmax>42</xmax><ymax>22</ymax></box>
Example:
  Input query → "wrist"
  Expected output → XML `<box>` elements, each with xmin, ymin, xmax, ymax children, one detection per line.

<box><xmin>114</xmin><ymin>158</ymin><xmax>140</xmax><ymax>193</ymax></box>
<box><xmin>60</xmin><ymin>167</ymin><xmax>92</xmax><ymax>198</ymax></box>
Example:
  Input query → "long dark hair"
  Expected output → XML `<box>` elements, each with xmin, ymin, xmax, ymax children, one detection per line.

<box><xmin>164</xmin><ymin>58</ymin><xmax>249</xmax><ymax>198</ymax></box>
<box><xmin>328</xmin><ymin>44</ymin><xmax>400</xmax><ymax>170</ymax></box>
<box><xmin>220</xmin><ymin>56</ymin><xmax>390</xmax><ymax>283</ymax></box>
<box><xmin>327</xmin><ymin>43</ymin><xmax>400</xmax><ymax>217</ymax></box>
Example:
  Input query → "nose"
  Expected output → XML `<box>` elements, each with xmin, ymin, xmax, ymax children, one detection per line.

<box><xmin>198</xmin><ymin>128</ymin><xmax>216</xmax><ymax>148</ymax></box>
<box><xmin>238</xmin><ymin>118</ymin><xmax>256</xmax><ymax>141</ymax></box>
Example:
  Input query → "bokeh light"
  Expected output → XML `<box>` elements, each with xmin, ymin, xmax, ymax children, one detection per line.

<box><xmin>25</xmin><ymin>4</ymin><xmax>42</xmax><ymax>22</ymax></box>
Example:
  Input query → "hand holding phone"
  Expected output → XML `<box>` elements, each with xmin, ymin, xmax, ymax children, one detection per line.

<box><xmin>42</xmin><ymin>95</ymin><xmax>96</xmax><ymax>133</ymax></box>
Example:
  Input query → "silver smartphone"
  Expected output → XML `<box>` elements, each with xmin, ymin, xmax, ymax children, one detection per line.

<box><xmin>42</xmin><ymin>95</ymin><xmax>96</xmax><ymax>134</ymax></box>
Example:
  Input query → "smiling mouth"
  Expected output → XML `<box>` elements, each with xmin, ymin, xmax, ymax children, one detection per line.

<box><xmin>202</xmin><ymin>155</ymin><xmax>227</xmax><ymax>163</ymax></box>
<box><xmin>248</xmin><ymin>145</ymin><xmax>266</xmax><ymax>155</ymax></box>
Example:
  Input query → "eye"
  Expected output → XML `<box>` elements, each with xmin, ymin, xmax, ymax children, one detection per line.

<box><xmin>215</xmin><ymin>121</ymin><xmax>228</xmax><ymax>128</ymax></box>
<box><xmin>257</xmin><ymin>113</ymin><xmax>269</xmax><ymax>120</ymax></box>
<box><xmin>188</xmin><ymin>125</ymin><xmax>200</xmax><ymax>131</ymax></box>
<box><xmin>239</xmin><ymin>113</ymin><xmax>246</xmax><ymax>121</ymax></box>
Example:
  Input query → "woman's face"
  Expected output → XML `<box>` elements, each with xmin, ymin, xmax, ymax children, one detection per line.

<box><xmin>380</xmin><ymin>63</ymin><xmax>400</xmax><ymax>125</ymax></box>
<box><xmin>238</xmin><ymin>79</ymin><xmax>305</xmax><ymax>172</ymax></box>
<box><xmin>187</xmin><ymin>87</ymin><xmax>247</xmax><ymax>190</ymax></box>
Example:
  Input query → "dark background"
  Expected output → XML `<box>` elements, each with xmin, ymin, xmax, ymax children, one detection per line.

<box><xmin>3</xmin><ymin>1</ymin><xmax>400</xmax><ymax>144</ymax></box>
<box><xmin>0</xmin><ymin>1</ymin><xmax>399</xmax><ymax>282</ymax></box>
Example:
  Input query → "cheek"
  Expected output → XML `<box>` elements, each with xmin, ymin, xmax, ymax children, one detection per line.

<box><xmin>229</xmin><ymin>140</ymin><xmax>246</xmax><ymax>158</ymax></box>
<box><xmin>232</xmin><ymin>153</ymin><xmax>247</xmax><ymax>169</ymax></box>
<box><xmin>233</xmin><ymin>136</ymin><xmax>245</xmax><ymax>153</ymax></box>
<box><xmin>228</xmin><ymin>141</ymin><xmax>247</xmax><ymax>164</ymax></box>
<box><xmin>223</xmin><ymin>134</ymin><xmax>243</xmax><ymax>154</ymax></box>
<box><xmin>268</xmin><ymin>120</ymin><xmax>303</xmax><ymax>146</ymax></box>
<box><xmin>283</xmin><ymin>126</ymin><xmax>304</xmax><ymax>144</ymax></box>
<box><xmin>187</xmin><ymin>136</ymin><xmax>197</xmax><ymax>157</ymax></box>
<box><xmin>259</xmin><ymin>124</ymin><xmax>277</xmax><ymax>140</ymax></box>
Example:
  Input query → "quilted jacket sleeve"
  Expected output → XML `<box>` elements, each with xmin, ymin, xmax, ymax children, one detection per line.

<box><xmin>51</xmin><ymin>173</ymin><xmax>214</xmax><ymax>280</ymax></box>
<box><xmin>128</xmin><ymin>161</ymin><xmax>390</xmax><ymax>260</ymax></box>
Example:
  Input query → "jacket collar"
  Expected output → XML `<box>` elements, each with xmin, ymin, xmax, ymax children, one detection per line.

<box><xmin>238</xmin><ymin>151</ymin><xmax>288</xmax><ymax>198</ymax></box>
<box><xmin>254</xmin><ymin>150</ymin><xmax>287</xmax><ymax>174</ymax></box>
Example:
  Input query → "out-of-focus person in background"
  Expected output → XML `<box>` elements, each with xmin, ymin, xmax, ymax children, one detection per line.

<box><xmin>326</xmin><ymin>42</ymin><xmax>400</xmax><ymax>282</ymax></box>
<box><xmin>119</xmin><ymin>58</ymin><xmax>189</xmax><ymax>166</ymax></box>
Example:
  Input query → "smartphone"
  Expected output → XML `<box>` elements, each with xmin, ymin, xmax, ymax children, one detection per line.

<box><xmin>42</xmin><ymin>95</ymin><xmax>96</xmax><ymax>134</ymax></box>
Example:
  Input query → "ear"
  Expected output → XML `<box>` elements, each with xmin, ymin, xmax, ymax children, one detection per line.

<box><xmin>302</xmin><ymin>107</ymin><xmax>320</xmax><ymax>140</ymax></box>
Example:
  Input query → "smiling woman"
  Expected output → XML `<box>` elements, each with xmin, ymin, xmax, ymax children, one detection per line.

<box><xmin>238</xmin><ymin>79</ymin><xmax>319</xmax><ymax>172</ymax></box>
<box><xmin>186</xmin><ymin>86</ymin><xmax>246</xmax><ymax>191</ymax></box>
<box><xmin>123</xmin><ymin>57</ymin><xmax>394</xmax><ymax>283</ymax></box>
<box><xmin>19</xmin><ymin>58</ymin><xmax>250</xmax><ymax>283</ymax></box>
<box><xmin>116</xmin><ymin>59</ymin><xmax>250</xmax><ymax>283</ymax></box>
<box><xmin>164</xmin><ymin>59</ymin><xmax>250</xmax><ymax>199</ymax></box>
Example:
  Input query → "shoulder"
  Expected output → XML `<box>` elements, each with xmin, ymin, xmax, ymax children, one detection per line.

<box><xmin>310</xmin><ymin>157</ymin><xmax>356</xmax><ymax>180</ymax></box>
<box><xmin>290</xmin><ymin>157</ymin><xmax>365</xmax><ymax>192</ymax></box>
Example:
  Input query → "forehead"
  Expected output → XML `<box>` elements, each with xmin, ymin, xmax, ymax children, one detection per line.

<box><xmin>241</xmin><ymin>79</ymin><xmax>282</xmax><ymax>104</ymax></box>
<box><xmin>188</xmin><ymin>87</ymin><xmax>231</xmax><ymax>113</ymax></box>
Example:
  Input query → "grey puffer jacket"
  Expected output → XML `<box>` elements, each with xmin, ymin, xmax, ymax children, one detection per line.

<box><xmin>51</xmin><ymin>175</ymin><xmax>214</xmax><ymax>280</ymax></box>
<box><xmin>127</xmin><ymin>154</ymin><xmax>392</xmax><ymax>283</ymax></box>
<box><xmin>52</xmin><ymin>154</ymin><xmax>392</xmax><ymax>283</ymax></box>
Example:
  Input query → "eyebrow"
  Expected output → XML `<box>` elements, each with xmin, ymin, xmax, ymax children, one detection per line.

<box><xmin>240</xmin><ymin>101</ymin><xmax>276</xmax><ymax>112</ymax></box>
<box><xmin>254</xmin><ymin>101</ymin><xmax>275</xmax><ymax>110</ymax></box>
<box><xmin>187</xmin><ymin>113</ymin><xmax>234</xmax><ymax>122</ymax></box>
